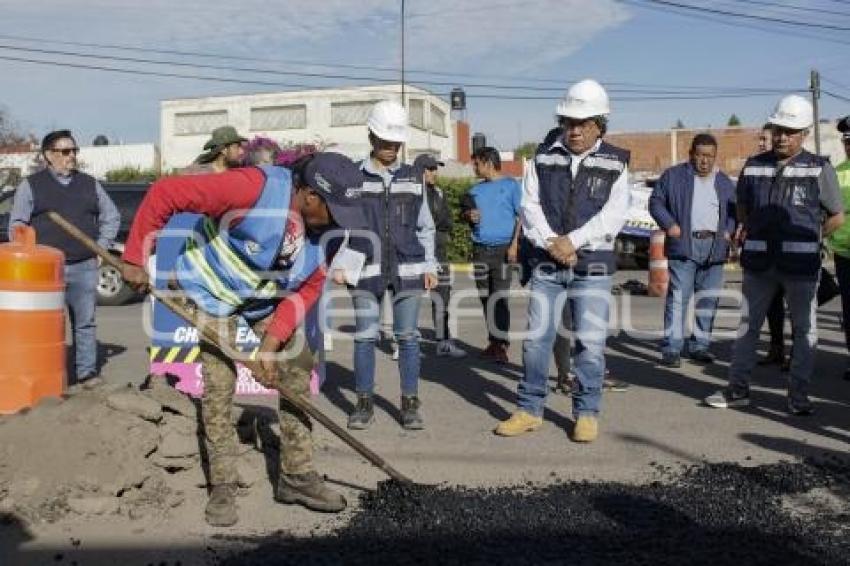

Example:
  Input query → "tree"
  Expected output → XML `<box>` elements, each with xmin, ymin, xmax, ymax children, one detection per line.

<box><xmin>513</xmin><ymin>141</ymin><xmax>538</xmax><ymax>161</ymax></box>
<box><xmin>0</xmin><ymin>107</ymin><xmax>35</xmax><ymax>148</ymax></box>
<box><xmin>674</xmin><ymin>119</ymin><xmax>685</xmax><ymax>129</ymax></box>
<box><xmin>727</xmin><ymin>114</ymin><xmax>741</xmax><ymax>127</ymax></box>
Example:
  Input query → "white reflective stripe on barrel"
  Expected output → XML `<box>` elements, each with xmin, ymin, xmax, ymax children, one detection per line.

<box><xmin>649</xmin><ymin>259</ymin><xmax>668</xmax><ymax>270</ymax></box>
<box><xmin>0</xmin><ymin>290</ymin><xmax>64</xmax><ymax>311</ymax></box>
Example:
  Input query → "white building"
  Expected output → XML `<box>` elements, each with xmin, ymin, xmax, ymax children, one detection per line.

<box><xmin>159</xmin><ymin>84</ymin><xmax>455</xmax><ymax>171</ymax></box>
<box><xmin>0</xmin><ymin>143</ymin><xmax>158</xmax><ymax>184</ymax></box>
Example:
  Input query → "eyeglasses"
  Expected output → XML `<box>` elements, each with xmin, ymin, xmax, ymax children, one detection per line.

<box><xmin>51</xmin><ymin>147</ymin><xmax>80</xmax><ymax>156</ymax></box>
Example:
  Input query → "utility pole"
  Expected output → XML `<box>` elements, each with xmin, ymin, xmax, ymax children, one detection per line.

<box><xmin>401</xmin><ymin>0</ymin><xmax>406</xmax><ymax>108</ymax></box>
<box><xmin>810</xmin><ymin>68</ymin><xmax>821</xmax><ymax>155</ymax></box>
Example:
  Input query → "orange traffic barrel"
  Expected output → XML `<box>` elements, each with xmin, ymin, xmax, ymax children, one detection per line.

<box><xmin>0</xmin><ymin>225</ymin><xmax>65</xmax><ymax>413</ymax></box>
<box><xmin>647</xmin><ymin>230</ymin><xmax>669</xmax><ymax>298</ymax></box>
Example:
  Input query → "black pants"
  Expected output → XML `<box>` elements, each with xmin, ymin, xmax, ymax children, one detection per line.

<box><xmin>766</xmin><ymin>287</ymin><xmax>786</xmax><ymax>347</ymax></box>
<box><xmin>431</xmin><ymin>262</ymin><xmax>452</xmax><ymax>342</ymax></box>
<box><xmin>473</xmin><ymin>243</ymin><xmax>513</xmax><ymax>346</ymax></box>
<box><xmin>834</xmin><ymin>255</ymin><xmax>850</xmax><ymax>350</ymax></box>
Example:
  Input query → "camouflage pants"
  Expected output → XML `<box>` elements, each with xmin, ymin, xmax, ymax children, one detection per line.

<box><xmin>181</xmin><ymin>298</ymin><xmax>315</xmax><ymax>486</ymax></box>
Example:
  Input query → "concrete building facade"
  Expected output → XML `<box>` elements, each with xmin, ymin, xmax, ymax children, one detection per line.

<box><xmin>160</xmin><ymin>84</ymin><xmax>454</xmax><ymax>171</ymax></box>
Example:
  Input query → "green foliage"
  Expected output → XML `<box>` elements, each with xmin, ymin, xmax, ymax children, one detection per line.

<box><xmin>514</xmin><ymin>141</ymin><xmax>538</xmax><ymax>161</ymax></box>
<box><xmin>727</xmin><ymin>114</ymin><xmax>741</xmax><ymax>127</ymax></box>
<box><xmin>436</xmin><ymin>176</ymin><xmax>477</xmax><ymax>262</ymax></box>
<box><xmin>104</xmin><ymin>166</ymin><xmax>161</xmax><ymax>183</ymax></box>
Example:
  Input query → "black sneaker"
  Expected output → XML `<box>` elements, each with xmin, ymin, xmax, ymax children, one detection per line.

<box><xmin>660</xmin><ymin>353</ymin><xmax>681</xmax><ymax>368</ymax></box>
<box><xmin>689</xmin><ymin>350</ymin><xmax>715</xmax><ymax>364</ymax></box>
<box><xmin>347</xmin><ymin>393</ymin><xmax>374</xmax><ymax>430</ymax></box>
<box><xmin>704</xmin><ymin>387</ymin><xmax>750</xmax><ymax>409</ymax></box>
<box><xmin>787</xmin><ymin>395</ymin><xmax>814</xmax><ymax>416</ymax></box>
<box><xmin>205</xmin><ymin>484</ymin><xmax>238</xmax><ymax>527</ymax></box>
<box><xmin>275</xmin><ymin>471</ymin><xmax>347</xmax><ymax>513</ymax></box>
<box><xmin>400</xmin><ymin>395</ymin><xmax>424</xmax><ymax>430</ymax></box>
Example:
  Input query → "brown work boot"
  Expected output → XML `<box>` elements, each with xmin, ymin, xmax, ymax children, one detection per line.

<box><xmin>205</xmin><ymin>484</ymin><xmax>238</xmax><ymax>527</ymax></box>
<box><xmin>494</xmin><ymin>411</ymin><xmax>543</xmax><ymax>437</ymax></box>
<box><xmin>275</xmin><ymin>471</ymin><xmax>347</xmax><ymax>513</ymax></box>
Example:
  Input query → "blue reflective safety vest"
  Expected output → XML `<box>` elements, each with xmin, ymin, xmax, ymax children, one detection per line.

<box><xmin>175</xmin><ymin>165</ymin><xmax>326</xmax><ymax>320</ymax></box>
<box><xmin>532</xmin><ymin>139</ymin><xmax>630</xmax><ymax>275</ymax></box>
<box><xmin>348</xmin><ymin>162</ymin><xmax>429</xmax><ymax>295</ymax></box>
<box><xmin>738</xmin><ymin>150</ymin><xmax>825</xmax><ymax>279</ymax></box>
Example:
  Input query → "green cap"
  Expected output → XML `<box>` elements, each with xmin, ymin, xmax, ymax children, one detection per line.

<box><xmin>202</xmin><ymin>126</ymin><xmax>247</xmax><ymax>151</ymax></box>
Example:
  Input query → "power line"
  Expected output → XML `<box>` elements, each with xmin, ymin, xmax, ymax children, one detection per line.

<box><xmin>822</xmin><ymin>76</ymin><xmax>850</xmax><ymax>92</ymax></box>
<box><xmin>823</xmin><ymin>89</ymin><xmax>850</xmax><ymax>103</ymax></box>
<box><xmin>0</xmin><ymin>43</ymin><xmax>797</xmax><ymax>96</ymax></box>
<box><xmin>626</xmin><ymin>0</ymin><xmax>850</xmax><ymax>31</ymax></box>
<box><xmin>726</xmin><ymin>0</ymin><xmax>850</xmax><ymax>18</ymax></box>
<box><xmin>0</xmin><ymin>53</ymin><xmax>799</xmax><ymax>102</ymax></box>
<box><xmin>0</xmin><ymin>32</ymin><xmax>805</xmax><ymax>91</ymax></box>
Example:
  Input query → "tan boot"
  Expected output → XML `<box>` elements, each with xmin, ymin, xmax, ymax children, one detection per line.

<box><xmin>571</xmin><ymin>416</ymin><xmax>598</xmax><ymax>443</ymax></box>
<box><xmin>494</xmin><ymin>411</ymin><xmax>543</xmax><ymax>437</ymax></box>
<box><xmin>205</xmin><ymin>484</ymin><xmax>238</xmax><ymax>527</ymax></box>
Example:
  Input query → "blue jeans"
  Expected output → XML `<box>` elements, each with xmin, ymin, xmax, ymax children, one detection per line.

<box><xmin>65</xmin><ymin>258</ymin><xmax>98</xmax><ymax>380</ymax></box>
<box><xmin>661</xmin><ymin>238</ymin><xmax>724</xmax><ymax>356</ymax></box>
<box><xmin>518</xmin><ymin>268</ymin><xmax>612</xmax><ymax>418</ymax></box>
<box><xmin>353</xmin><ymin>289</ymin><xmax>422</xmax><ymax>396</ymax></box>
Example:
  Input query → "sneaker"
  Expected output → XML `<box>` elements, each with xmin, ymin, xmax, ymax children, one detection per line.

<box><xmin>347</xmin><ymin>393</ymin><xmax>374</xmax><ymax>430</ymax></box>
<box><xmin>400</xmin><ymin>395</ymin><xmax>424</xmax><ymax>430</ymax></box>
<box><xmin>205</xmin><ymin>484</ymin><xmax>238</xmax><ymax>527</ymax></box>
<box><xmin>787</xmin><ymin>395</ymin><xmax>814</xmax><ymax>416</ymax></box>
<box><xmin>493</xmin><ymin>344</ymin><xmax>509</xmax><ymax>364</ymax></box>
<box><xmin>494</xmin><ymin>411</ymin><xmax>543</xmax><ymax>437</ymax></box>
<box><xmin>704</xmin><ymin>387</ymin><xmax>750</xmax><ymax>409</ymax></box>
<box><xmin>571</xmin><ymin>416</ymin><xmax>598</xmax><ymax>443</ymax></box>
<box><xmin>391</xmin><ymin>341</ymin><xmax>399</xmax><ymax>361</ymax></box>
<box><xmin>480</xmin><ymin>342</ymin><xmax>500</xmax><ymax>360</ymax></box>
<box><xmin>436</xmin><ymin>340</ymin><xmax>466</xmax><ymax>358</ymax></box>
<box><xmin>757</xmin><ymin>344</ymin><xmax>785</xmax><ymax>366</ymax></box>
<box><xmin>275</xmin><ymin>471</ymin><xmax>347</xmax><ymax>513</ymax></box>
<box><xmin>603</xmin><ymin>376</ymin><xmax>630</xmax><ymax>392</ymax></box>
<box><xmin>660</xmin><ymin>353</ymin><xmax>681</xmax><ymax>368</ymax></box>
<box><xmin>81</xmin><ymin>376</ymin><xmax>104</xmax><ymax>390</ymax></box>
<box><xmin>689</xmin><ymin>350</ymin><xmax>715</xmax><ymax>364</ymax></box>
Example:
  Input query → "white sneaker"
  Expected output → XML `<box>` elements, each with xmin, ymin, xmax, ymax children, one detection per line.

<box><xmin>436</xmin><ymin>340</ymin><xmax>466</xmax><ymax>358</ymax></box>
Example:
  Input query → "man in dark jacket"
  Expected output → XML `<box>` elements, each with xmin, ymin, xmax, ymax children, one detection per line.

<box><xmin>414</xmin><ymin>154</ymin><xmax>466</xmax><ymax>358</ymax></box>
<box><xmin>649</xmin><ymin>133</ymin><xmax>736</xmax><ymax>367</ymax></box>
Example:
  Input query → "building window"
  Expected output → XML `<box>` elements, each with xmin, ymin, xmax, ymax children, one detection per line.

<box><xmin>173</xmin><ymin>110</ymin><xmax>228</xmax><ymax>135</ymax></box>
<box><xmin>430</xmin><ymin>104</ymin><xmax>447</xmax><ymax>137</ymax></box>
<box><xmin>331</xmin><ymin>100</ymin><xmax>379</xmax><ymax>127</ymax></box>
<box><xmin>409</xmin><ymin>99</ymin><xmax>425</xmax><ymax>130</ymax></box>
<box><xmin>250</xmin><ymin>105</ymin><xmax>307</xmax><ymax>131</ymax></box>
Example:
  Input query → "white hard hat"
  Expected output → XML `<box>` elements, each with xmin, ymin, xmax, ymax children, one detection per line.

<box><xmin>556</xmin><ymin>79</ymin><xmax>610</xmax><ymax>119</ymax></box>
<box><xmin>767</xmin><ymin>94</ymin><xmax>813</xmax><ymax>130</ymax></box>
<box><xmin>367</xmin><ymin>100</ymin><xmax>408</xmax><ymax>143</ymax></box>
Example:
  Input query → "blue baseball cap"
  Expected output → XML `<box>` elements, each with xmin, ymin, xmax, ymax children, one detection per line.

<box><xmin>302</xmin><ymin>152</ymin><xmax>367</xmax><ymax>230</ymax></box>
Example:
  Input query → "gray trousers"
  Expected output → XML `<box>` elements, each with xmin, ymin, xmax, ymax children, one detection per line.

<box><xmin>729</xmin><ymin>268</ymin><xmax>817</xmax><ymax>401</ymax></box>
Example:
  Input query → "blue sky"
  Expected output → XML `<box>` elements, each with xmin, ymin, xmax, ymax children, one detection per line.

<box><xmin>0</xmin><ymin>0</ymin><xmax>847</xmax><ymax>150</ymax></box>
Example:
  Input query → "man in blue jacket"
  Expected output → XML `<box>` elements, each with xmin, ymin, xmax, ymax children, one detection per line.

<box><xmin>649</xmin><ymin>133</ymin><xmax>736</xmax><ymax>367</ymax></box>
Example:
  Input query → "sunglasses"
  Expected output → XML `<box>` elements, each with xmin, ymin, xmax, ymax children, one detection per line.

<box><xmin>51</xmin><ymin>147</ymin><xmax>80</xmax><ymax>156</ymax></box>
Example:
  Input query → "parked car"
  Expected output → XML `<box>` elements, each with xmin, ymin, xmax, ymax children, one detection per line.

<box><xmin>0</xmin><ymin>181</ymin><xmax>151</xmax><ymax>306</ymax></box>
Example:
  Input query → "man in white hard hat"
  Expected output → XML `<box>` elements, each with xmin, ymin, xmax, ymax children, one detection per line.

<box><xmin>496</xmin><ymin>79</ymin><xmax>631</xmax><ymax>442</ymax></box>
<box><xmin>705</xmin><ymin>94</ymin><xmax>845</xmax><ymax>415</ymax></box>
<box><xmin>343</xmin><ymin>100</ymin><xmax>439</xmax><ymax>431</ymax></box>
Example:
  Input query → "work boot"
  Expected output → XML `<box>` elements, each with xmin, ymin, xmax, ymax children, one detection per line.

<box><xmin>275</xmin><ymin>471</ymin><xmax>347</xmax><ymax>513</ymax></box>
<box><xmin>205</xmin><ymin>484</ymin><xmax>238</xmax><ymax>527</ymax></box>
<box><xmin>571</xmin><ymin>416</ymin><xmax>599</xmax><ymax>443</ymax></box>
<box><xmin>494</xmin><ymin>411</ymin><xmax>543</xmax><ymax>437</ymax></box>
<box><xmin>347</xmin><ymin>393</ymin><xmax>374</xmax><ymax>430</ymax></box>
<box><xmin>400</xmin><ymin>395</ymin><xmax>424</xmax><ymax>430</ymax></box>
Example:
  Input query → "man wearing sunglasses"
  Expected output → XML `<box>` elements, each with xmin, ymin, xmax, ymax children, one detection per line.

<box><xmin>10</xmin><ymin>129</ymin><xmax>120</xmax><ymax>388</ymax></box>
<box><xmin>706</xmin><ymin>95</ymin><xmax>845</xmax><ymax>415</ymax></box>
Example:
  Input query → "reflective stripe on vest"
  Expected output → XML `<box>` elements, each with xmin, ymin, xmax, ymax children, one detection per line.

<box><xmin>782</xmin><ymin>241</ymin><xmax>820</xmax><ymax>253</ymax></box>
<box><xmin>743</xmin><ymin>239</ymin><xmax>767</xmax><ymax>251</ymax></box>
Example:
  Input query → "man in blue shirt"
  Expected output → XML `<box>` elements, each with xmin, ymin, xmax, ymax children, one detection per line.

<box><xmin>649</xmin><ymin>133</ymin><xmax>736</xmax><ymax>368</ymax></box>
<box><xmin>11</xmin><ymin>129</ymin><xmax>120</xmax><ymax>387</ymax></box>
<box><xmin>461</xmin><ymin>146</ymin><xmax>521</xmax><ymax>364</ymax></box>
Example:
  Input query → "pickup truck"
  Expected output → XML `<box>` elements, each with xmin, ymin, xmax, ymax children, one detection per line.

<box><xmin>0</xmin><ymin>182</ymin><xmax>150</xmax><ymax>306</ymax></box>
